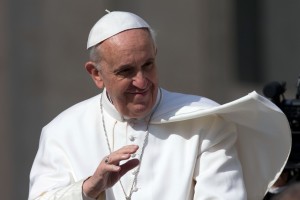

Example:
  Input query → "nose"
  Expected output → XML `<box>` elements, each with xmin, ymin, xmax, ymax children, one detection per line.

<box><xmin>132</xmin><ymin>71</ymin><xmax>148</xmax><ymax>89</ymax></box>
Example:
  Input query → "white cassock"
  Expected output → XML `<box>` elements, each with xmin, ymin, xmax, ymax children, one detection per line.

<box><xmin>29</xmin><ymin>88</ymin><xmax>291</xmax><ymax>200</ymax></box>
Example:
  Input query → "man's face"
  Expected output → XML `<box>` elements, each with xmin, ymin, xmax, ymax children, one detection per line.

<box><xmin>98</xmin><ymin>29</ymin><xmax>158</xmax><ymax>119</ymax></box>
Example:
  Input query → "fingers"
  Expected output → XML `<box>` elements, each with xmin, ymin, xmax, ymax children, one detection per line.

<box><xmin>101</xmin><ymin>157</ymin><xmax>140</xmax><ymax>183</ymax></box>
<box><xmin>116</xmin><ymin>144</ymin><xmax>139</xmax><ymax>154</ymax></box>
<box><xmin>119</xmin><ymin>158</ymin><xmax>140</xmax><ymax>177</ymax></box>
<box><xmin>84</xmin><ymin>145</ymin><xmax>140</xmax><ymax>197</ymax></box>
<box><xmin>104</xmin><ymin>145</ymin><xmax>139</xmax><ymax>166</ymax></box>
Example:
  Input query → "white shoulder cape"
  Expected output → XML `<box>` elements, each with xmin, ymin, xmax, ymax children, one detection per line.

<box><xmin>151</xmin><ymin>90</ymin><xmax>291</xmax><ymax>197</ymax></box>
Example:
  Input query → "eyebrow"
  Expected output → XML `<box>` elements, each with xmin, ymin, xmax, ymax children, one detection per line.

<box><xmin>112</xmin><ymin>56</ymin><xmax>155</xmax><ymax>73</ymax></box>
<box><xmin>112</xmin><ymin>64</ymin><xmax>133</xmax><ymax>74</ymax></box>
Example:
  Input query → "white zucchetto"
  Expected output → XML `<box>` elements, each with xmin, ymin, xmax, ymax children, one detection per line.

<box><xmin>87</xmin><ymin>11</ymin><xmax>151</xmax><ymax>49</ymax></box>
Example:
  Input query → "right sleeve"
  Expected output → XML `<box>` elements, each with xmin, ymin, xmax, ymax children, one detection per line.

<box><xmin>30</xmin><ymin>179</ymin><xmax>105</xmax><ymax>200</ymax></box>
<box><xmin>32</xmin><ymin>180</ymin><xmax>85</xmax><ymax>200</ymax></box>
<box><xmin>28</xmin><ymin>126</ymin><xmax>96</xmax><ymax>200</ymax></box>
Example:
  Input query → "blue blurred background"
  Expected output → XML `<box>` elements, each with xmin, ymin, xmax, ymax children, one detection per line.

<box><xmin>1</xmin><ymin>0</ymin><xmax>300</xmax><ymax>199</ymax></box>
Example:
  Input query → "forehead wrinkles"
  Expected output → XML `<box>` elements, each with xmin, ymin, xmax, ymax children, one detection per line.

<box><xmin>100</xmin><ymin>29</ymin><xmax>154</xmax><ymax>67</ymax></box>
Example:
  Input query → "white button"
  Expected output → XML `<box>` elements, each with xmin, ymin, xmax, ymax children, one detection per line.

<box><xmin>129</xmin><ymin>135</ymin><xmax>135</xmax><ymax>141</ymax></box>
<box><xmin>131</xmin><ymin>153</ymin><xmax>136</xmax><ymax>158</ymax></box>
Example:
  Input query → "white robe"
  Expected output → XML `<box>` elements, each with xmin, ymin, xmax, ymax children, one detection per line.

<box><xmin>29</xmin><ymin>88</ymin><xmax>291</xmax><ymax>200</ymax></box>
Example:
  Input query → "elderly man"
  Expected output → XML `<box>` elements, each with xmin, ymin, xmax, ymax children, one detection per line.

<box><xmin>29</xmin><ymin>11</ymin><xmax>291</xmax><ymax>200</ymax></box>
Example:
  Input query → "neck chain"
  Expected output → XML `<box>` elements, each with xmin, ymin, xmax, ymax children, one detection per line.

<box><xmin>100</xmin><ymin>89</ymin><xmax>162</xmax><ymax>200</ymax></box>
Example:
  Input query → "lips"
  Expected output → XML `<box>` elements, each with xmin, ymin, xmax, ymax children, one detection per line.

<box><xmin>127</xmin><ymin>83</ymin><xmax>151</xmax><ymax>95</ymax></box>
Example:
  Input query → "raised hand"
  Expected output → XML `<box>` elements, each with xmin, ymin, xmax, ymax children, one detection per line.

<box><xmin>82</xmin><ymin>145</ymin><xmax>140</xmax><ymax>198</ymax></box>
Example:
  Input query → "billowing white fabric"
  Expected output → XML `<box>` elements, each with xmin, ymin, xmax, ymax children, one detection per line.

<box><xmin>29</xmin><ymin>88</ymin><xmax>291</xmax><ymax>200</ymax></box>
<box><xmin>151</xmin><ymin>90</ymin><xmax>291</xmax><ymax>199</ymax></box>
<box><xmin>87</xmin><ymin>11</ymin><xmax>150</xmax><ymax>49</ymax></box>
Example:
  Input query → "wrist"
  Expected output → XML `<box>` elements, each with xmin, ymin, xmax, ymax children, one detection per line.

<box><xmin>83</xmin><ymin>176</ymin><xmax>104</xmax><ymax>199</ymax></box>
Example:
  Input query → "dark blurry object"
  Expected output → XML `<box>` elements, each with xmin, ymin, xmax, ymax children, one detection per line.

<box><xmin>263</xmin><ymin>76</ymin><xmax>300</xmax><ymax>200</ymax></box>
<box><xmin>263</xmin><ymin>77</ymin><xmax>300</xmax><ymax>135</ymax></box>
<box><xmin>271</xmin><ymin>182</ymin><xmax>300</xmax><ymax>200</ymax></box>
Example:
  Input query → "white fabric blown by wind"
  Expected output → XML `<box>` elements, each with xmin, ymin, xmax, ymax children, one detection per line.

<box><xmin>151</xmin><ymin>91</ymin><xmax>291</xmax><ymax>198</ymax></box>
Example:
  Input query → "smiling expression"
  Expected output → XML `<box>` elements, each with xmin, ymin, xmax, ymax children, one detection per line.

<box><xmin>97</xmin><ymin>29</ymin><xmax>158</xmax><ymax>118</ymax></box>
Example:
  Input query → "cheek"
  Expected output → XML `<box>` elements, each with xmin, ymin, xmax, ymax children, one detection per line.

<box><xmin>107</xmin><ymin>80</ymin><xmax>131</xmax><ymax>99</ymax></box>
<box><xmin>149</xmin><ymin>70</ymin><xmax>158</xmax><ymax>84</ymax></box>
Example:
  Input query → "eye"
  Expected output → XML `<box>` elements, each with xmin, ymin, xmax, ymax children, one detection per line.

<box><xmin>115</xmin><ymin>67</ymin><xmax>135</xmax><ymax>77</ymax></box>
<box><xmin>143</xmin><ymin>61</ymin><xmax>154</xmax><ymax>71</ymax></box>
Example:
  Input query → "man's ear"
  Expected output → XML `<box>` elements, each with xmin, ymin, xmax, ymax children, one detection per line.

<box><xmin>85</xmin><ymin>61</ymin><xmax>104</xmax><ymax>89</ymax></box>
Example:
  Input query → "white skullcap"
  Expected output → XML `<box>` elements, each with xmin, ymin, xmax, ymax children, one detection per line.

<box><xmin>87</xmin><ymin>11</ymin><xmax>151</xmax><ymax>49</ymax></box>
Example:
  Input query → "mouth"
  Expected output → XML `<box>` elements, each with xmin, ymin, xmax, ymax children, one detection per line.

<box><xmin>127</xmin><ymin>90</ymin><xmax>149</xmax><ymax>98</ymax></box>
<box><xmin>127</xmin><ymin>84</ymin><xmax>151</xmax><ymax>95</ymax></box>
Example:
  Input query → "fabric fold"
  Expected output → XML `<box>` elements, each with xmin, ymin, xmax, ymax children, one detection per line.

<box><xmin>151</xmin><ymin>91</ymin><xmax>291</xmax><ymax>198</ymax></box>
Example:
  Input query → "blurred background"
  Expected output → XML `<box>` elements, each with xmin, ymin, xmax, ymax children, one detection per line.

<box><xmin>1</xmin><ymin>0</ymin><xmax>300</xmax><ymax>199</ymax></box>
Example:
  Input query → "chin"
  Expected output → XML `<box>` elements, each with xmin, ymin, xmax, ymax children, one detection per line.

<box><xmin>130</xmin><ymin>104</ymin><xmax>153</xmax><ymax>118</ymax></box>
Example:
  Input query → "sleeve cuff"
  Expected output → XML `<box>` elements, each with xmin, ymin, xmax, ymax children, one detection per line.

<box><xmin>81</xmin><ymin>179</ymin><xmax>105</xmax><ymax>200</ymax></box>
